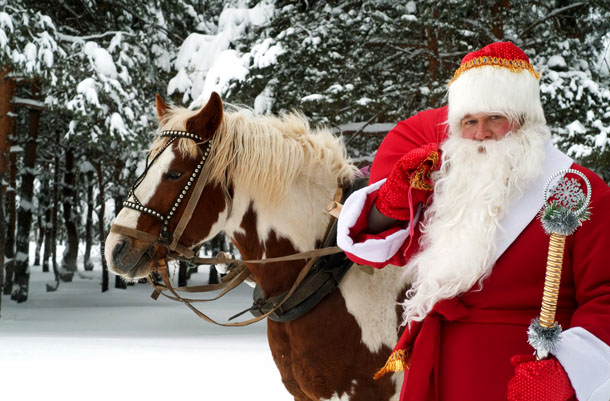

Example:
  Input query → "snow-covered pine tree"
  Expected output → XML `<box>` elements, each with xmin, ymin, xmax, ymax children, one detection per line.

<box><xmin>228</xmin><ymin>0</ymin><xmax>609</xmax><ymax>181</ymax></box>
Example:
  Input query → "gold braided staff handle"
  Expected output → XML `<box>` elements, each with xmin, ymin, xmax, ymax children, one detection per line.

<box><xmin>539</xmin><ymin>233</ymin><xmax>566</xmax><ymax>328</ymax></box>
<box><xmin>529</xmin><ymin>168</ymin><xmax>592</xmax><ymax>358</ymax></box>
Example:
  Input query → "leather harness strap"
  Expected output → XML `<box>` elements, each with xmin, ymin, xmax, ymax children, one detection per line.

<box><xmin>149</xmin><ymin>254</ymin><xmax>320</xmax><ymax>327</ymax></box>
<box><xmin>111</xmin><ymin>128</ymin><xmax>364</xmax><ymax>325</ymax></box>
<box><xmin>178</xmin><ymin>246</ymin><xmax>342</xmax><ymax>265</ymax></box>
<box><xmin>148</xmin><ymin>265</ymin><xmax>251</xmax><ymax>302</ymax></box>
<box><xmin>168</xmin><ymin>164</ymin><xmax>211</xmax><ymax>252</ymax></box>
<box><xmin>110</xmin><ymin>224</ymin><xmax>196</xmax><ymax>259</ymax></box>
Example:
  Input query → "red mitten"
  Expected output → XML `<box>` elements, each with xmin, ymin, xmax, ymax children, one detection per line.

<box><xmin>507</xmin><ymin>355</ymin><xmax>575</xmax><ymax>401</ymax></box>
<box><xmin>376</xmin><ymin>143</ymin><xmax>441</xmax><ymax>221</ymax></box>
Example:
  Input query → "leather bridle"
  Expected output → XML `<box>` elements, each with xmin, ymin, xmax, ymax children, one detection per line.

<box><xmin>111</xmin><ymin>130</ymin><xmax>216</xmax><ymax>258</ymax></box>
<box><xmin>109</xmin><ymin>129</ymin><xmax>349</xmax><ymax>327</ymax></box>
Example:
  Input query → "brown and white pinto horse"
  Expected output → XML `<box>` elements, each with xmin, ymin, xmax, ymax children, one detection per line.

<box><xmin>105</xmin><ymin>93</ymin><xmax>407</xmax><ymax>401</ymax></box>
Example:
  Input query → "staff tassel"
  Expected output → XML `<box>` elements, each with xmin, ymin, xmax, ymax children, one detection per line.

<box><xmin>527</xmin><ymin>169</ymin><xmax>592</xmax><ymax>359</ymax></box>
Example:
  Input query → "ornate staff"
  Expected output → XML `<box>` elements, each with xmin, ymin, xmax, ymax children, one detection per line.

<box><xmin>527</xmin><ymin>168</ymin><xmax>592</xmax><ymax>359</ymax></box>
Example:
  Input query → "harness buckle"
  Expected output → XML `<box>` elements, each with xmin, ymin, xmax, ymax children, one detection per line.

<box><xmin>158</xmin><ymin>229</ymin><xmax>173</xmax><ymax>246</ymax></box>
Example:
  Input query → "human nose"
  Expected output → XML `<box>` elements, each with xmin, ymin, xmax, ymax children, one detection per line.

<box><xmin>474</xmin><ymin>122</ymin><xmax>492</xmax><ymax>140</ymax></box>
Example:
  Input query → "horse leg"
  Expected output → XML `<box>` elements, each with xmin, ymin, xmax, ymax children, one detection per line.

<box><xmin>280</xmin><ymin>374</ymin><xmax>314</xmax><ymax>401</ymax></box>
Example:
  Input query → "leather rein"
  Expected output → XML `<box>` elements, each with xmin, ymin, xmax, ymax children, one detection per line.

<box><xmin>110</xmin><ymin>129</ymin><xmax>346</xmax><ymax>327</ymax></box>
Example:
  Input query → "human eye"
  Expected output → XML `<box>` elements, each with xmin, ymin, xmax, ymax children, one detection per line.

<box><xmin>488</xmin><ymin>115</ymin><xmax>506</xmax><ymax>122</ymax></box>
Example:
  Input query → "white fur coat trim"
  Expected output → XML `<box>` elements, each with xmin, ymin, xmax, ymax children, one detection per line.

<box><xmin>338</xmin><ymin>141</ymin><xmax>572</xmax><ymax>265</ymax></box>
<box><xmin>553</xmin><ymin>327</ymin><xmax>610</xmax><ymax>401</ymax></box>
<box><xmin>493</xmin><ymin>140</ymin><xmax>573</xmax><ymax>262</ymax></box>
<box><xmin>337</xmin><ymin>178</ymin><xmax>418</xmax><ymax>263</ymax></box>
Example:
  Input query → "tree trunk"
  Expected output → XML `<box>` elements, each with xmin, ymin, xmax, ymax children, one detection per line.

<box><xmin>42</xmin><ymin>204</ymin><xmax>52</xmax><ymax>273</ymax></box>
<box><xmin>83</xmin><ymin>170</ymin><xmax>94</xmax><ymax>271</ymax></box>
<box><xmin>0</xmin><ymin>182</ymin><xmax>4</xmax><ymax>315</ymax></box>
<box><xmin>33</xmin><ymin>213</ymin><xmax>43</xmax><ymax>266</ymax></box>
<box><xmin>12</xmin><ymin>84</ymin><xmax>42</xmax><ymax>303</ymax></box>
<box><xmin>59</xmin><ymin>147</ymin><xmax>78</xmax><ymax>282</ymax></box>
<box><xmin>46</xmin><ymin>131</ymin><xmax>61</xmax><ymax>292</ymax></box>
<box><xmin>38</xmin><ymin>170</ymin><xmax>50</xmax><ymax>271</ymax></box>
<box><xmin>2</xmin><ymin>74</ymin><xmax>17</xmax><ymax>296</ymax></box>
<box><xmin>52</xmin><ymin>142</ymin><xmax>59</xmax><ymax>276</ymax></box>
<box><xmin>491</xmin><ymin>0</ymin><xmax>509</xmax><ymax>40</ymax></box>
<box><xmin>94</xmin><ymin>160</ymin><xmax>109</xmax><ymax>292</ymax></box>
<box><xmin>178</xmin><ymin>261</ymin><xmax>188</xmax><ymax>287</ymax></box>
<box><xmin>113</xmin><ymin>176</ymin><xmax>127</xmax><ymax>288</ymax></box>
<box><xmin>207</xmin><ymin>233</ymin><xmax>225</xmax><ymax>285</ymax></box>
<box><xmin>425</xmin><ymin>9</ymin><xmax>440</xmax><ymax>83</ymax></box>
<box><xmin>112</xmin><ymin>160</ymin><xmax>126</xmax><ymax>289</ymax></box>
<box><xmin>0</xmin><ymin>68</ymin><xmax>16</xmax><ymax>302</ymax></box>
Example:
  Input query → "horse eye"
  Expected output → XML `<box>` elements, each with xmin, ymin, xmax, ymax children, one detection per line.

<box><xmin>165</xmin><ymin>170</ymin><xmax>183</xmax><ymax>180</ymax></box>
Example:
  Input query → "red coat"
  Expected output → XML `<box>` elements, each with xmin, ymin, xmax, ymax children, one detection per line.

<box><xmin>337</xmin><ymin>108</ymin><xmax>610</xmax><ymax>401</ymax></box>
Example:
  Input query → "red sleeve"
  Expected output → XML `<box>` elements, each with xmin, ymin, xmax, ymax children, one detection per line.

<box><xmin>568</xmin><ymin>169</ymin><xmax>610</xmax><ymax>344</ymax></box>
<box><xmin>370</xmin><ymin>106</ymin><xmax>449</xmax><ymax>184</ymax></box>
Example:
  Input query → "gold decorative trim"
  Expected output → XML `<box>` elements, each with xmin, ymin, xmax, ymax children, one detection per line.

<box><xmin>450</xmin><ymin>56</ymin><xmax>540</xmax><ymax>84</ymax></box>
<box><xmin>410</xmin><ymin>151</ymin><xmax>439</xmax><ymax>191</ymax></box>
<box><xmin>373</xmin><ymin>349</ymin><xmax>410</xmax><ymax>380</ymax></box>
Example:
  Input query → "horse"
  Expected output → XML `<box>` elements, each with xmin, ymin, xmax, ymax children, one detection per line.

<box><xmin>105</xmin><ymin>92</ymin><xmax>408</xmax><ymax>401</ymax></box>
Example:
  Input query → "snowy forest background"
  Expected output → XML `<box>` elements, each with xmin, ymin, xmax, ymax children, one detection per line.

<box><xmin>1</xmin><ymin>0</ymin><xmax>609</xmax><ymax>309</ymax></box>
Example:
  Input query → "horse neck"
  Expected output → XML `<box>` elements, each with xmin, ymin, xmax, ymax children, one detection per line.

<box><xmin>225</xmin><ymin>179</ymin><xmax>336</xmax><ymax>297</ymax></box>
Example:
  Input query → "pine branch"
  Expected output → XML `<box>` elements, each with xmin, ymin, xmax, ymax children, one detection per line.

<box><xmin>520</xmin><ymin>2</ymin><xmax>587</xmax><ymax>38</ymax></box>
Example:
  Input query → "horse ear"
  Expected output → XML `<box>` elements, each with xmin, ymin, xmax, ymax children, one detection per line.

<box><xmin>186</xmin><ymin>92</ymin><xmax>223</xmax><ymax>141</ymax></box>
<box><xmin>155</xmin><ymin>94</ymin><xmax>169</xmax><ymax>121</ymax></box>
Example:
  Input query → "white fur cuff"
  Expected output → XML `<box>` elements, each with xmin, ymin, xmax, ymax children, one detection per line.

<box><xmin>553</xmin><ymin>327</ymin><xmax>610</xmax><ymax>401</ymax></box>
<box><xmin>337</xmin><ymin>179</ymin><xmax>413</xmax><ymax>264</ymax></box>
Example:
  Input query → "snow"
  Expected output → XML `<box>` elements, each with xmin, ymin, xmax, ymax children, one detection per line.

<box><xmin>567</xmin><ymin>120</ymin><xmax>587</xmax><ymax>136</ymax></box>
<box><xmin>248</xmin><ymin>38</ymin><xmax>285</xmax><ymax>69</ymax></box>
<box><xmin>254</xmin><ymin>84</ymin><xmax>274</xmax><ymax>114</ymax></box>
<box><xmin>19</xmin><ymin>198</ymin><xmax>35</xmax><ymax>212</ymax></box>
<box><xmin>0</xmin><ymin>11</ymin><xmax>13</xmax><ymax>32</ymax></box>
<box><xmin>24</xmin><ymin>41</ymin><xmax>36</xmax><ymax>61</ymax></box>
<box><xmin>356</xmin><ymin>97</ymin><xmax>373</xmax><ymax>106</ymax></box>
<box><xmin>168</xmin><ymin>2</ymin><xmax>275</xmax><ymax>107</ymax></box>
<box><xmin>0</xmin><ymin>29</ymin><xmax>8</xmax><ymax>48</ymax></box>
<box><xmin>301</xmin><ymin>94</ymin><xmax>324</xmax><ymax>102</ymax></box>
<box><xmin>0</xmin><ymin>245</ymin><xmax>291</xmax><ymax>401</ymax></box>
<box><xmin>12</xmin><ymin>96</ymin><xmax>46</xmax><ymax>109</ymax></box>
<box><xmin>548</xmin><ymin>55</ymin><xmax>567</xmax><ymax>68</ymax></box>
<box><xmin>109</xmin><ymin>112</ymin><xmax>127</xmax><ymax>136</ymax></box>
<box><xmin>152</xmin><ymin>43</ymin><xmax>171</xmax><ymax>72</ymax></box>
<box><xmin>76</xmin><ymin>77</ymin><xmax>100</xmax><ymax>106</ymax></box>
<box><xmin>335</xmin><ymin>122</ymin><xmax>395</xmax><ymax>134</ymax></box>
<box><xmin>197</xmin><ymin>49</ymin><xmax>249</xmax><ymax>107</ymax></box>
<box><xmin>84</xmin><ymin>41</ymin><xmax>118</xmax><ymax>79</ymax></box>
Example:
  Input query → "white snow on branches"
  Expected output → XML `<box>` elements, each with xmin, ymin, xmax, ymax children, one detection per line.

<box><xmin>83</xmin><ymin>41</ymin><xmax>118</xmax><ymax>79</ymax></box>
<box><xmin>168</xmin><ymin>1</ymin><xmax>275</xmax><ymax>107</ymax></box>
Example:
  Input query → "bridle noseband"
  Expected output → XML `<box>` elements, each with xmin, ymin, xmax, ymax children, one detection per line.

<box><xmin>118</xmin><ymin>130</ymin><xmax>212</xmax><ymax>254</ymax></box>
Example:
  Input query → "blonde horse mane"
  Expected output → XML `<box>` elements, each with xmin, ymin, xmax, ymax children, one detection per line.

<box><xmin>151</xmin><ymin>104</ymin><xmax>356</xmax><ymax>203</ymax></box>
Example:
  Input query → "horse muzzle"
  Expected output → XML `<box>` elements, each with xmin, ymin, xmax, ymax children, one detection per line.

<box><xmin>105</xmin><ymin>233</ymin><xmax>157</xmax><ymax>279</ymax></box>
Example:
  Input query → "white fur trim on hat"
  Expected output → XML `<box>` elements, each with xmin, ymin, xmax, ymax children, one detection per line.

<box><xmin>447</xmin><ymin>66</ymin><xmax>545</xmax><ymax>136</ymax></box>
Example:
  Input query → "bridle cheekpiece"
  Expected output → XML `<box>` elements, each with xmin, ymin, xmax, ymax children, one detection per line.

<box><xmin>122</xmin><ymin>130</ymin><xmax>211</xmax><ymax>249</ymax></box>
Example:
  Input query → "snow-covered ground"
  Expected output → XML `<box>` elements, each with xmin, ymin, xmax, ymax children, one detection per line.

<box><xmin>0</xmin><ymin>251</ymin><xmax>291</xmax><ymax>401</ymax></box>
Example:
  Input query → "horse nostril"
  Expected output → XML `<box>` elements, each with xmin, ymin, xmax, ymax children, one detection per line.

<box><xmin>112</xmin><ymin>240</ymin><xmax>128</xmax><ymax>267</ymax></box>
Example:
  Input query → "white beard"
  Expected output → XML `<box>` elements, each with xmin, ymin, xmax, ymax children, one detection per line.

<box><xmin>400</xmin><ymin>124</ymin><xmax>550</xmax><ymax>326</ymax></box>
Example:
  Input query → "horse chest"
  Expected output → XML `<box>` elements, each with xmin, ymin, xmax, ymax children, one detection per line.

<box><xmin>266</xmin><ymin>289</ymin><xmax>401</xmax><ymax>401</ymax></box>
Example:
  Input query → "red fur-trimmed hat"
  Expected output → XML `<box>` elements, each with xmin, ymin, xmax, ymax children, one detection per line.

<box><xmin>447</xmin><ymin>42</ymin><xmax>545</xmax><ymax>135</ymax></box>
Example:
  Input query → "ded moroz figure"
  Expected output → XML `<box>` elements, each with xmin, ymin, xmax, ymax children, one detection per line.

<box><xmin>337</xmin><ymin>42</ymin><xmax>610</xmax><ymax>401</ymax></box>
